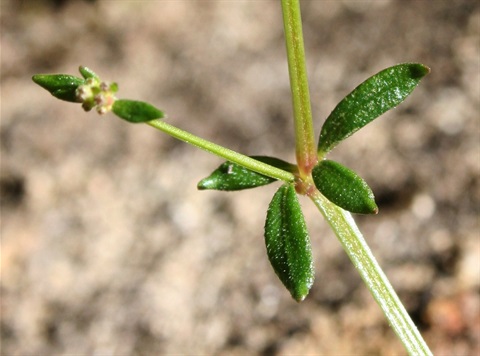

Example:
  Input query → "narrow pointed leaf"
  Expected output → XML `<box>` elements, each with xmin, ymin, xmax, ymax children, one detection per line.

<box><xmin>79</xmin><ymin>66</ymin><xmax>99</xmax><ymax>80</ymax></box>
<box><xmin>318</xmin><ymin>63</ymin><xmax>430</xmax><ymax>154</ymax></box>
<box><xmin>32</xmin><ymin>74</ymin><xmax>84</xmax><ymax>102</ymax></box>
<box><xmin>312</xmin><ymin>160</ymin><xmax>378</xmax><ymax>214</ymax></box>
<box><xmin>265</xmin><ymin>184</ymin><xmax>314</xmax><ymax>301</ymax></box>
<box><xmin>197</xmin><ymin>156</ymin><xmax>296</xmax><ymax>191</ymax></box>
<box><xmin>112</xmin><ymin>99</ymin><xmax>165</xmax><ymax>123</ymax></box>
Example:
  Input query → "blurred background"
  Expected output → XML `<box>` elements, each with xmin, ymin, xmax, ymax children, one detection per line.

<box><xmin>2</xmin><ymin>0</ymin><xmax>479</xmax><ymax>354</ymax></box>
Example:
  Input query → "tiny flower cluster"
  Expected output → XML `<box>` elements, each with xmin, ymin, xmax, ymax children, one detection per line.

<box><xmin>76</xmin><ymin>77</ymin><xmax>118</xmax><ymax>115</ymax></box>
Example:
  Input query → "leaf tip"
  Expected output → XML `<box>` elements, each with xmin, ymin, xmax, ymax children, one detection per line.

<box><xmin>291</xmin><ymin>278</ymin><xmax>313</xmax><ymax>302</ymax></box>
<box><xmin>294</xmin><ymin>294</ymin><xmax>307</xmax><ymax>303</ymax></box>
<box><xmin>196</xmin><ymin>179</ymin><xmax>211</xmax><ymax>190</ymax></box>
<box><xmin>366</xmin><ymin>201</ymin><xmax>379</xmax><ymax>215</ymax></box>
<box><xmin>31</xmin><ymin>74</ymin><xmax>41</xmax><ymax>84</ymax></box>
<box><xmin>31</xmin><ymin>74</ymin><xmax>52</xmax><ymax>88</ymax></box>
<box><xmin>362</xmin><ymin>190</ymin><xmax>379</xmax><ymax>215</ymax></box>
<box><xmin>408</xmin><ymin>63</ymin><xmax>431</xmax><ymax>79</ymax></box>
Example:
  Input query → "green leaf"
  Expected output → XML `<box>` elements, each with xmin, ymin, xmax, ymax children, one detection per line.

<box><xmin>197</xmin><ymin>156</ymin><xmax>296</xmax><ymax>191</ymax></box>
<box><xmin>32</xmin><ymin>74</ymin><xmax>84</xmax><ymax>102</ymax></box>
<box><xmin>312</xmin><ymin>160</ymin><xmax>378</xmax><ymax>214</ymax></box>
<box><xmin>79</xmin><ymin>66</ymin><xmax>99</xmax><ymax>80</ymax></box>
<box><xmin>265</xmin><ymin>183</ymin><xmax>314</xmax><ymax>301</ymax></box>
<box><xmin>318</xmin><ymin>63</ymin><xmax>430</xmax><ymax>155</ymax></box>
<box><xmin>112</xmin><ymin>99</ymin><xmax>165</xmax><ymax>123</ymax></box>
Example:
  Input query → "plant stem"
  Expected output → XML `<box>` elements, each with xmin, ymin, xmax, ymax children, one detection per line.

<box><xmin>147</xmin><ymin>119</ymin><xmax>295</xmax><ymax>183</ymax></box>
<box><xmin>310</xmin><ymin>189</ymin><xmax>433</xmax><ymax>355</ymax></box>
<box><xmin>281</xmin><ymin>0</ymin><xmax>317</xmax><ymax>177</ymax></box>
<box><xmin>281</xmin><ymin>1</ymin><xmax>431</xmax><ymax>352</ymax></box>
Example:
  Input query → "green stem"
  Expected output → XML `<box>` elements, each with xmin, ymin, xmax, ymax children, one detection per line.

<box><xmin>281</xmin><ymin>3</ymin><xmax>431</xmax><ymax>351</ymax></box>
<box><xmin>310</xmin><ymin>190</ymin><xmax>432</xmax><ymax>355</ymax></box>
<box><xmin>281</xmin><ymin>0</ymin><xmax>317</xmax><ymax>177</ymax></box>
<box><xmin>147</xmin><ymin>119</ymin><xmax>295</xmax><ymax>183</ymax></box>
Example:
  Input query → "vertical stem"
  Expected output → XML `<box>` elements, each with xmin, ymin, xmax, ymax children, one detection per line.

<box><xmin>310</xmin><ymin>190</ymin><xmax>433</xmax><ymax>355</ymax></box>
<box><xmin>280</xmin><ymin>2</ymin><xmax>432</xmax><ymax>350</ymax></box>
<box><xmin>281</xmin><ymin>0</ymin><xmax>317</xmax><ymax>177</ymax></box>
